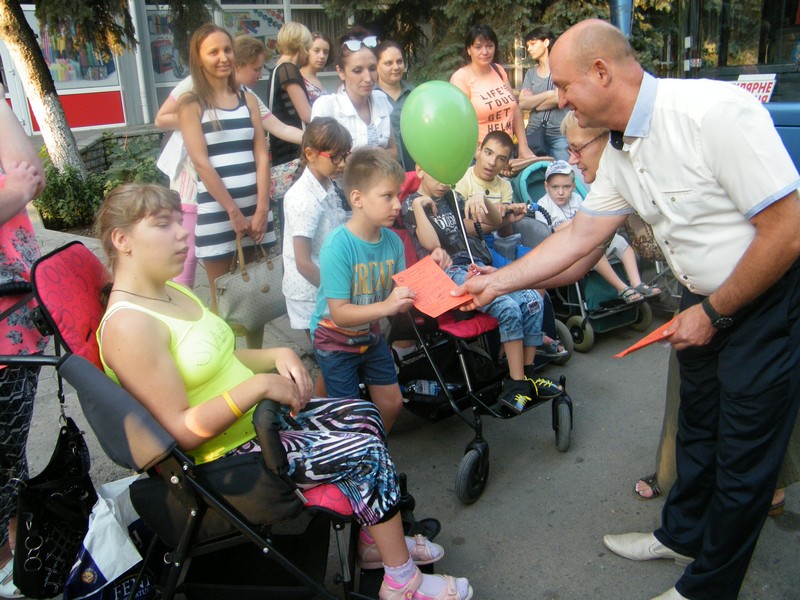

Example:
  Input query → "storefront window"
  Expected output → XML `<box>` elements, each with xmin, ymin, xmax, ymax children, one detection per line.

<box><xmin>699</xmin><ymin>0</ymin><xmax>800</xmax><ymax>67</ymax></box>
<box><xmin>22</xmin><ymin>8</ymin><xmax>120</xmax><ymax>90</ymax></box>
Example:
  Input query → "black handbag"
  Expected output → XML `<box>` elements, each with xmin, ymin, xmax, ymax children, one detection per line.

<box><xmin>13</xmin><ymin>416</ymin><xmax>98</xmax><ymax>599</ymax></box>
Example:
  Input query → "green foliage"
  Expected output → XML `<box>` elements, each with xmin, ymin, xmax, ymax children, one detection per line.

<box><xmin>101</xmin><ymin>133</ymin><xmax>167</xmax><ymax>194</ymax></box>
<box><xmin>323</xmin><ymin>0</ymin><xmax>677</xmax><ymax>81</ymax></box>
<box><xmin>34</xmin><ymin>151</ymin><xmax>104</xmax><ymax>229</ymax></box>
<box><xmin>168</xmin><ymin>0</ymin><xmax>219</xmax><ymax>63</ymax></box>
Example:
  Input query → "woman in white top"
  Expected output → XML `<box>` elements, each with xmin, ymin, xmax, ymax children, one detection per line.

<box><xmin>310</xmin><ymin>27</ymin><xmax>397</xmax><ymax>157</ymax></box>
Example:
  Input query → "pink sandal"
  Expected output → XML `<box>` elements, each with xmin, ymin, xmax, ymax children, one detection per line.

<box><xmin>359</xmin><ymin>533</ymin><xmax>444</xmax><ymax>570</ymax></box>
<box><xmin>379</xmin><ymin>569</ymin><xmax>473</xmax><ymax>600</ymax></box>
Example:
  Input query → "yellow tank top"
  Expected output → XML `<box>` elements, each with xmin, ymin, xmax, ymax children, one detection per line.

<box><xmin>98</xmin><ymin>281</ymin><xmax>256</xmax><ymax>464</ymax></box>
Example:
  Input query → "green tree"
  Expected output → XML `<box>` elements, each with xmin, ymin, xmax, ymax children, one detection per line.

<box><xmin>0</xmin><ymin>0</ymin><xmax>213</xmax><ymax>176</ymax></box>
<box><xmin>323</xmin><ymin>0</ymin><xmax>674</xmax><ymax>82</ymax></box>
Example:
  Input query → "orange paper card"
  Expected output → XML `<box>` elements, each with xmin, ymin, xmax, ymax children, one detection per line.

<box><xmin>614</xmin><ymin>316</ymin><xmax>677</xmax><ymax>358</ymax></box>
<box><xmin>392</xmin><ymin>256</ymin><xmax>473</xmax><ymax>318</ymax></box>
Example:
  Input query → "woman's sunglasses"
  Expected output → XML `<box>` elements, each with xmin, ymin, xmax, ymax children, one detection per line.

<box><xmin>319</xmin><ymin>151</ymin><xmax>351</xmax><ymax>166</ymax></box>
<box><xmin>341</xmin><ymin>36</ymin><xmax>378</xmax><ymax>52</ymax></box>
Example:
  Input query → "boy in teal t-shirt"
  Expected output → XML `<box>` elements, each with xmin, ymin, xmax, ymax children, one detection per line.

<box><xmin>311</xmin><ymin>147</ymin><xmax>449</xmax><ymax>432</ymax></box>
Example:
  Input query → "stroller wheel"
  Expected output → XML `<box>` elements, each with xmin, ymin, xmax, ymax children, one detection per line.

<box><xmin>566</xmin><ymin>316</ymin><xmax>595</xmax><ymax>352</ymax></box>
<box><xmin>554</xmin><ymin>399</ymin><xmax>572</xmax><ymax>452</ymax></box>
<box><xmin>630</xmin><ymin>302</ymin><xmax>653</xmax><ymax>332</ymax></box>
<box><xmin>455</xmin><ymin>449</ymin><xmax>490</xmax><ymax>505</ymax></box>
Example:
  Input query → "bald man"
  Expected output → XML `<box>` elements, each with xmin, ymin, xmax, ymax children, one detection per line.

<box><xmin>458</xmin><ymin>18</ymin><xmax>800</xmax><ymax>600</ymax></box>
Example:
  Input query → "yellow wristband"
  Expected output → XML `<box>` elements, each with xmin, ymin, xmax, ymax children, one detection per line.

<box><xmin>222</xmin><ymin>391</ymin><xmax>244</xmax><ymax>418</ymax></box>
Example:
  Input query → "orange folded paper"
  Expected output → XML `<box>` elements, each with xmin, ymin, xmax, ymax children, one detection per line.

<box><xmin>614</xmin><ymin>316</ymin><xmax>677</xmax><ymax>358</ymax></box>
<box><xmin>392</xmin><ymin>256</ymin><xmax>473</xmax><ymax>318</ymax></box>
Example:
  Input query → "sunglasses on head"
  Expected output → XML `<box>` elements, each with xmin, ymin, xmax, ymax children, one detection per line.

<box><xmin>319</xmin><ymin>150</ymin><xmax>351</xmax><ymax>166</ymax></box>
<box><xmin>341</xmin><ymin>35</ymin><xmax>378</xmax><ymax>52</ymax></box>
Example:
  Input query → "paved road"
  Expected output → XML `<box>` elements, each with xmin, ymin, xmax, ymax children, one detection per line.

<box><xmin>24</xmin><ymin>213</ymin><xmax>800</xmax><ymax>599</ymax></box>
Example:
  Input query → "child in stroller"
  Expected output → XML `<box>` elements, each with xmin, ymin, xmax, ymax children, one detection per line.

<box><xmin>401</xmin><ymin>166</ymin><xmax>562</xmax><ymax>415</ymax></box>
<box><xmin>534</xmin><ymin>160</ymin><xmax>660</xmax><ymax>304</ymax></box>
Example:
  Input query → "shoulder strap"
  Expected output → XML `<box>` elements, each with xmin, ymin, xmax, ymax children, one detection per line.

<box><xmin>489</xmin><ymin>63</ymin><xmax>506</xmax><ymax>82</ymax></box>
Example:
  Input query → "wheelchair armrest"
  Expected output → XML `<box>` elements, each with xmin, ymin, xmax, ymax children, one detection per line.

<box><xmin>252</xmin><ymin>400</ymin><xmax>289</xmax><ymax>476</ymax></box>
<box><xmin>252</xmin><ymin>400</ymin><xmax>309</xmax><ymax>506</ymax></box>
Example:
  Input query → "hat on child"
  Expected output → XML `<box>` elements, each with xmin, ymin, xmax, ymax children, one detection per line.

<box><xmin>545</xmin><ymin>160</ymin><xmax>573</xmax><ymax>181</ymax></box>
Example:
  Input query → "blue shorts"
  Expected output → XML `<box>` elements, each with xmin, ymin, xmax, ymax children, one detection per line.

<box><xmin>315</xmin><ymin>333</ymin><xmax>398</xmax><ymax>399</ymax></box>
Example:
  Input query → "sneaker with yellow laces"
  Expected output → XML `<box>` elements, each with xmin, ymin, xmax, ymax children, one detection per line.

<box><xmin>499</xmin><ymin>378</ymin><xmax>534</xmax><ymax>414</ymax></box>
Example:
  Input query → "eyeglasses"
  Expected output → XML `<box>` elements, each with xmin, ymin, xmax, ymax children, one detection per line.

<box><xmin>319</xmin><ymin>150</ymin><xmax>350</xmax><ymax>166</ymax></box>
<box><xmin>341</xmin><ymin>36</ymin><xmax>378</xmax><ymax>52</ymax></box>
<box><xmin>567</xmin><ymin>133</ymin><xmax>606</xmax><ymax>159</ymax></box>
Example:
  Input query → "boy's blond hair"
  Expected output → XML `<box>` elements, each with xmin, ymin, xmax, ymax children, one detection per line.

<box><xmin>343</xmin><ymin>147</ymin><xmax>405</xmax><ymax>199</ymax></box>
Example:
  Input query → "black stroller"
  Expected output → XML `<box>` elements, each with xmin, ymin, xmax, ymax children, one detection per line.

<box><xmin>391</xmin><ymin>176</ymin><xmax>574</xmax><ymax>506</ymax></box>
<box><xmin>0</xmin><ymin>241</ymin><xmax>428</xmax><ymax>599</ymax></box>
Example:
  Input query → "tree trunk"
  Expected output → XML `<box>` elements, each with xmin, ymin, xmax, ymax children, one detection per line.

<box><xmin>0</xmin><ymin>0</ymin><xmax>87</xmax><ymax>176</ymax></box>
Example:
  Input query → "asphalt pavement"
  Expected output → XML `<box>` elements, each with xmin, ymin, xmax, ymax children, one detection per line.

<box><xmin>24</xmin><ymin>209</ymin><xmax>800</xmax><ymax>599</ymax></box>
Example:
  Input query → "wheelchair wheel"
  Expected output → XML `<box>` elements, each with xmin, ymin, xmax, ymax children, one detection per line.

<box><xmin>630</xmin><ymin>302</ymin><xmax>653</xmax><ymax>332</ymax></box>
<box><xmin>455</xmin><ymin>449</ymin><xmax>490</xmax><ymax>505</ymax></box>
<box><xmin>554</xmin><ymin>400</ymin><xmax>571</xmax><ymax>452</ymax></box>
<box><xmin>552</xmin><ymin>319</ymin><xmax>573</xmax><ymax>365</ymax></box>
<box><xmin>566</xmin><ymin>315</ymin><xmax>595</xmax><ymax>352</ymax></box>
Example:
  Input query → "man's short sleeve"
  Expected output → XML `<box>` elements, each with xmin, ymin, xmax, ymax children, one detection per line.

<box><xmin>701</xmin><ymin>96</ymin><xmax>800</xmax><ymax>218</ymax></box>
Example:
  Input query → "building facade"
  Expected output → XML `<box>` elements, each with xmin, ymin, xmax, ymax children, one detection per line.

<box><xmin>0</xmin><ymin>0</ymin><xmax>348</xmax><ymax>134</ymax></box>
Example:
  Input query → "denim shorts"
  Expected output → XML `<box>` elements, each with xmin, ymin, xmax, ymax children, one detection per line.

<box><xmin>446</xmin><ymin>264</ymin><xmax>544</xmax><ymax>346</ymax></box>
<box><xmin>314</xmin><ymin>333</ymin><xmax>398</xmax><ymax>399</ymax></box>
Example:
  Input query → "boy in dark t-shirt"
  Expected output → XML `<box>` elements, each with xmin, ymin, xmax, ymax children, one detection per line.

<box><xmin>401</xmin><ymin>167</ymin><xmax>562</xmax><ymax>414</ymax></box>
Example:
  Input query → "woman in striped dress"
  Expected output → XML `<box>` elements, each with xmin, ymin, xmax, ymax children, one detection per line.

<box><xmin>179</xmin><ymin>24</ymin><xmax>270</xmax><ymax>349</ymax></box>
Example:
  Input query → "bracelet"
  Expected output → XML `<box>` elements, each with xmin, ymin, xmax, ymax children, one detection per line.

<box><xmin>222</xmin><ymin>390</ymin><xmax>244</xmax><ymax>418</ymax></box>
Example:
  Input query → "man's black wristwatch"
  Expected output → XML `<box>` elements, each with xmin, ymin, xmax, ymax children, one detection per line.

<box><xmin>701</xmin><ymin>297</ymin><xmax>734</xmax><ymax>329</ymax></box>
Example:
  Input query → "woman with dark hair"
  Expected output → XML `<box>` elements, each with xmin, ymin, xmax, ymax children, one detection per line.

<box><xmin>375</xmin><ymin>41</ymin><xmax>415</xmax><ymax>171</ymax></box>
<box><xmin>301</xmin><ymin>32</ymin><xmax>332</xmax><ymax>105</ymax></box>
<box><xmin>449</xmin><ymin>24</ymin><xmax>534</xmax><ymax>158</ymax></box>
<box><xmin>519</xmin><ymin>26</ymin><xmax>569</xmax><ymax>161</ymax></box>
<box><xmin>311</xmin><ymin>27</ymin><xmax>397</xmax><ymax>157</ymax></box>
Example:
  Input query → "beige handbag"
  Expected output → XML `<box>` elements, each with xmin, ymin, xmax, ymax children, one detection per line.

<box><xmin>215</xmin><ymin>235</ymin><xmax>286</xmax><ymax>336</ymax></box>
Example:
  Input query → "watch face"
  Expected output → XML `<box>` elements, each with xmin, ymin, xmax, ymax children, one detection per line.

<box><xmin>714</xmin><ymin>317</ymin><xmax>734</xmax><ymax>329</ymax></box>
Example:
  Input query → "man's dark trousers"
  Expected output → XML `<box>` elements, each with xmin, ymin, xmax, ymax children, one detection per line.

<box><xmin>655</xmin><ymin>261</ymin><xmax>800</xmax><ymax>599</ymax></box>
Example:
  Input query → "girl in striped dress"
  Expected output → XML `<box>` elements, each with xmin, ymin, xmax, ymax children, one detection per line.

<box><xmin>179</xmin><ymin>24</ymin><xmax>270</xmax><ymax>349</ymax></box>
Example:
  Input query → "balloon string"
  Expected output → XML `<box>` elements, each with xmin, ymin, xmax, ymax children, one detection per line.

<box><xmin>451</xmin><ymin>186</ymin><xmax>476</xmax><ymax>265</ymax></box>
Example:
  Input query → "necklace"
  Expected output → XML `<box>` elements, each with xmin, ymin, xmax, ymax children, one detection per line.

<box><xmin>112</xmin><ymin>288</ymin><xmax>174</xmax><ymax>304</ymax></box>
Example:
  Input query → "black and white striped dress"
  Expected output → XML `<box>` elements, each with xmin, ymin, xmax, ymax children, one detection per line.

<box><xmin>195</xmin><ymin>93</ymin><xmax>275</xmax><ymax>259</ymax></box>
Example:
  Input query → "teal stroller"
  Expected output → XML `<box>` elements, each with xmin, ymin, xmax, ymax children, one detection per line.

<box><xmin>510</xmin><ymin>161</ymin><xmax>653</xmax><ymax>352</ymax></box>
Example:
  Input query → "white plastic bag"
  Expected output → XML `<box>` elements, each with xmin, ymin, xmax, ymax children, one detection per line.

<box><xmin>63</xmin><ymin>475</ymin><xmax>156</xmax><ymax>600</ymax></box>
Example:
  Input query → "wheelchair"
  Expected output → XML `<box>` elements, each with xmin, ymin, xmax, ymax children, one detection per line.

<box><xmin>0</xmin><ymin>241</ymin><xmax>419</xmax><ymax>600</ymax></box>
<box><xmin>390</xmin><ymin>176</ymin><xmax>575</xmax><ymax>506</ymax></box>
<box><xmin>511</xmin><ymin>160</ymin><xmax>654</xmax><ymax>352</ymax></box>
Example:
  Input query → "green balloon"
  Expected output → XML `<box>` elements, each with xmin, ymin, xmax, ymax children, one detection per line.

<box><xmin>400</xmin><ymin>81</ymin><xmax>478</xmax><ymax>185</ymax></box>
